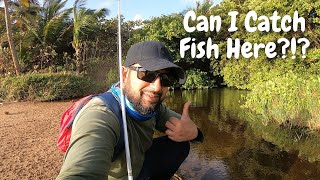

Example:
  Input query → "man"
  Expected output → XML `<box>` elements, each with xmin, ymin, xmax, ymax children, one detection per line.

<box><xmin>56</xmin><ymin>41</ymin><xmax>203</xmax><ymax>180</ymax></box>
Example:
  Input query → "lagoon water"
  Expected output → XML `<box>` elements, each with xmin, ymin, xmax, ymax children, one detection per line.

<box><xmin>164</xmin><ymin>89</ymin><xmax>320</xmax><ymax>180</ymax></box>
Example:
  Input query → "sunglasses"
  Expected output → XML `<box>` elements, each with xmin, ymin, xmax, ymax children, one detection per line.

<box><xmin>127</xmin><ymin>66</ymin><xmax>177</xmax><ymax>87</ymax></box>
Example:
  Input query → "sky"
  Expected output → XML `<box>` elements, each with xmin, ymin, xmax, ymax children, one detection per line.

<box><xmin>64</xmin><ymin>0</ymin><xmax>222</xmax><ymax>21</ymax></box>
<box><xmin>1</xmin><ymin>0</ymin><xmax>222</xmax><ymax>21</ymax></box>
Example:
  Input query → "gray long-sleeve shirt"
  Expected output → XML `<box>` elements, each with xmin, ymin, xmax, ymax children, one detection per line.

<box><xmin>56</xmin><ymin>97</ymin><xmax>181</xmax><ymax>179</ymax></box>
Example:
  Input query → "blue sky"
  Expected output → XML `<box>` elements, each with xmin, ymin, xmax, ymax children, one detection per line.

<box><xmin>1</xmin><ymin>0</ymin><xmax>222</xmax><ymax>21</ymax></box>
<box><xmin>68</xmin><ymin>0</ymin><xmax>221</xmax><ymax>20</ymax></box>
<box><xmin>65</xmin><ymin>0</ymin><xmax>222</xmax><ymax>21</ymax></box>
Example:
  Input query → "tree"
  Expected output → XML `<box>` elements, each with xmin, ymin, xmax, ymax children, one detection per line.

<box><xmin>3</xmin><ymin>0</ymin><xmax>21</xmax><ymax>75</ymax></box>
<box><xmin>10</xmin><ymin>0</ymin><xmax>73</xmax><ymax>71</ymax></box>
<box><xmin>72</xmin><ymin>0</ymin><xmax>108</xmax><ymax>74</ymax></box>
<box><xmin>39</xmin><ymin>0</ymin><xmax>71</xmax><ymax>45</ymax></box>
<box><xmin>0</xmin><ymin>7</ymin><xmax>7</xmax><ymax>44</ymax></box>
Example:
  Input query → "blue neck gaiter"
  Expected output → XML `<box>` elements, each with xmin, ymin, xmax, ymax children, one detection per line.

<box><xmin>110</xmin><ymin>83</ymin><xmax>157</xmax><ymax>121</ymax></box>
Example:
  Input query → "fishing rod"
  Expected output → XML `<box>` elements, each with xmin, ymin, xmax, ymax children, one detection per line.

<box><xmin>117</xmin><ymin>0</ymin><xmax>133</xmax><ymax>179</ymax></box>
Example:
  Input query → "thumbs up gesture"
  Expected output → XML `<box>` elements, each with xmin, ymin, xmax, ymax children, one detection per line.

<box><xmin>165</xmin><ymin>102</ymin><xmax>198</xmax><ymax>142</ymax></box>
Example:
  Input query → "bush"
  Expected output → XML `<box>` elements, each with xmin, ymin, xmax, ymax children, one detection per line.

<box><xmin>221</xmin><ymin>48</ymin><xmax>320</xmax><ymax>90</ymax></box>
<box><xmin>243</xmin><ymin>72</ymin><xmax>320</xmax><ymax>130</ymax></box>
<box><xmin>182</xmin><ymin>69</ymin><xmax>215</xmax><ymax>90</ymax></box>
<box><xmin>0</xmin><ymin>73</ymin><xmax>97</xmax><ymax>102</ymax></box>
<box><xmin>86</xmin><ymin>56</ymin><xmax>119</xmax><ymax>90</ymax></box>
<box><xmin>105</xmin><ymin>68</ymin><xmax>119</xmax><ymax>88</ymax></box>
<box><xmin>221</xmin><ymin>58</ymin><xmax>251</xmax><ymax>89</ymax></box>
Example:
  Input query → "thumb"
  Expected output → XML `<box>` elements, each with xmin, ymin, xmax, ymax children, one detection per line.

<box><xmin>182</xmin><ymin>101</ymin><xmax>191</xmax><ymax>118</ymax></box>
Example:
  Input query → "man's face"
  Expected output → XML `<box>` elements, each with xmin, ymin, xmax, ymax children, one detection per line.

<box><xmin>123</xmin><ymin>65</ymin><xmax>169</xmax><ymax>115</ymax></box>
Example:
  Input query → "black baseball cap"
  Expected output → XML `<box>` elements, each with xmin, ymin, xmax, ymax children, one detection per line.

<box><xmin>125</xmin><ymin>41</ymin><xmax>186</xmax><ymax>84</ymax></box>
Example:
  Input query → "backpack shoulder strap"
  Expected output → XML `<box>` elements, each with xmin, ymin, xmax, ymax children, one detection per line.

<box><xmin>66</xmin><ymin>95</ymin><xmax>95</xmax><ymax>129</ymax></box>
<box><xmin>97</xmin><ymin>92</ymin><xmax>125</xmax><ymax>162</ymax></box>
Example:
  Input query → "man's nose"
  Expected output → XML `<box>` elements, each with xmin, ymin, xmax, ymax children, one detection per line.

<box><xmin>149</xmin><ymin>76</ymin><xmax>162</xmax><ymax>92</ymax></box>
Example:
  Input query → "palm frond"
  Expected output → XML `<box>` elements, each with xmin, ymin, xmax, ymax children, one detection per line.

<box><xmin>72</xmin><ymin>0</ymin><xmax>110</xmax><ymax>48</ymax></box>
<box><xmin>20</xmin><ymin>16</ymin><xmax>43</xmax><ymax>43</ymax></box>
<box><xmin>74</xmin><ymin>0</ymin><xmax>86</xmax><ymax>10</ymax></box>
<box><xmin>94</xmin><ymin>8</ymin><xmax>109</xmax><ymax>19</ymax></box>
<box><xmin>43</xmin><ymin>9</ymin><xmax>70</xmax><ymax>42</ymax></box>
<box><xmin>11</xmin><ymin>1</ymin><xmax>40</xmax><ymax>30</ymax></box>
<box><xmin>42</xmin><ymin>0</ymin><xmax>69</xmax><ymax>22</ymax></box>
<box><xmin>54</xmin><ymin>0</ymin><xmax>68</xmax><ymax>13</ymax></box>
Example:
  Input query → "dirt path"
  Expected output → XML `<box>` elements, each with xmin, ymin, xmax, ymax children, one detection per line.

<box><xmin>0</xmin><ymin>101</ymin><xmax>72</xmax><ymax>180</ymax></box>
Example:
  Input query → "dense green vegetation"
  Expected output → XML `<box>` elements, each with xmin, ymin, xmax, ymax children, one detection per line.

<box><xmin>182</xmin><ymin>69</ymin><xmax>215</xmax><ymax>89</ymax></box>
<box><xmin>0</xmin><ymin>0</ymin><xmax>319</xmax><ymax>130</ymax></box>
<box><xmin>243</xmin><ymin>72</ymin><xmax>320</xmax><ymax>129</ymax></box>
<box><xmin>0</xmin><ymin>0</ymin><xmax>133</xmax><ymax>77</ymax></box>
<box><xmin>128</xmin><ymin>0</ymin><xmax>319</xmax><ymax>130</ymax></box>
<box><xmin>0</xmin><ymin>73</ymin><xmax>96</xmax><ymax>101</ymax></box>
<box><xmin>130</xmin><ymin>0</ymin><xmax>319</xmax><ymax>88</ymax></box>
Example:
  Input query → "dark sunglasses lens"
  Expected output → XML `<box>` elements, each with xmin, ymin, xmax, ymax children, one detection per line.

<box><xmin>135</xmin><ymin>68</ymin><xmax>177</xmax><ymax>86</ymax></box>
<box><xmin>137</xmin><ymin>71</ymin><xmax>157</xmax><ymax>83</ymax></box>
<box><xmin>160</xmin><ymin>74</ymin><xmax>175</xmax><ymax>86</ymax></box>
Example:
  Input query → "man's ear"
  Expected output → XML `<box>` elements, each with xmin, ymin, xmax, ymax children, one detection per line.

<box><xmin>122</xmin><ymin>66</ymin><xmax>129</xmax><ymax>83</ymax></box>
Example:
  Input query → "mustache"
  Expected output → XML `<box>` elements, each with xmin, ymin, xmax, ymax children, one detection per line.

<box><xmin>142</xmin><ymin>90</ymin><xmax>162</xmax><ymax>97</ymax></box>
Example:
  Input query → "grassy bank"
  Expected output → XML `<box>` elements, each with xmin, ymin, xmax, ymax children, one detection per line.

<box><xmin>0</xmin><ymin>73</ymin><xmax>100</xmax><ymax>102</ymax></box>
<box><xmin>243</xmin><ymin>72</ymin><xmax>320</xmax><ymax>130</ymax></box>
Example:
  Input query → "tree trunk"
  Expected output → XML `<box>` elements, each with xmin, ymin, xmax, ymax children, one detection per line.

<box><xmin>75</xmin><ymin>46</ymin><xmax>83</xmax><ymax>75</ymax></box>
<box><xmin>3</xmin><ymin>0</ymin><xmax>21</xmax><ymax>76</ymax></box>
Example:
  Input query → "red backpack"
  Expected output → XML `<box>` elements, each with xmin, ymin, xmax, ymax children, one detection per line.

<box><xmin>57</xmin><ymin>92</ymin><xmax>124</xmax><ymax>160</ymax></box>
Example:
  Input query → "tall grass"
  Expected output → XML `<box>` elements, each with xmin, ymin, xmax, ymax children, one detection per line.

<box><xmin>0</xmin><ymin>73</ymin><xmax>97</xmax><ymax>101</ymax></box>
<box><xmin>243</xmin><ymin>72</ymin><xmax>320</xmax><ymax>130</ymax></box>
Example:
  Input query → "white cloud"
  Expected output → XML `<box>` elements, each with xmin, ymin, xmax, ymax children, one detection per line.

<box><xmin>132</xmin><ymin>14</ymin><xmax>144</xmax><ymax>29</ymax></box>
<box><xmin>0</xmin><ymin>2</ymin><xmax>4</xmax><ymax>7</ymax></box>
<box><xmin>133</xmin><ymin>14</ymin><xmax>143</xmax><ymax>21</ymax></box>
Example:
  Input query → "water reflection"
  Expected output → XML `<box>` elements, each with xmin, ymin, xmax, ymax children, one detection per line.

<box><xmin>164</xmin><ymin>89</ymin><xmax>320</xmax><ymax>179</ymax></box>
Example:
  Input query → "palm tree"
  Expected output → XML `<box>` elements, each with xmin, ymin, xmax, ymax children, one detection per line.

<box><xmin>2</xmin><ymin>0</ymin><xmax>40</xmax><ymax>75</ymax></box>
<box><xmin>13</xmin><ymin>0</ymin><xmax>70</xmax><ymax>45</ymax></box>
<box><xmin>3</xmin><ymin>0</ymin><xmax>21</xmax><ymax>75</ymax></box>
<box><xmin>11</xmin><ymin>0</ymin><xmax>71</xmax><ymax>71</ymax></box>
<box><xmin>40</xmin><ymin>0</ymin><xmax>71</xmax><ymax>45</ymax></box>
<box><xmin>72</xmin><ymin>0</ymin><xmax>109</xmax><ymax>74</ymax></box>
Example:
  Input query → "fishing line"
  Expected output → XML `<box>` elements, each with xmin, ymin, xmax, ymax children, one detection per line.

<box><xmin>117</xmin><ymin>0</ymin><xmax>133</xmax><ymax>179</ymax></box>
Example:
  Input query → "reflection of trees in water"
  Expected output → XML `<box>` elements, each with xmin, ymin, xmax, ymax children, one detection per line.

<box><xmin>178</xmin><ymin>151</ymin><xmax>230</xmax><ymax>180</ymax></box>
<box><xmin>224</xmin><ymin>135</ymin><xmax>320</xmax><ymax>179</ymax></box>
<box><xmin>207</xmin><ymin>88</ymin><xmax>248</xmax><ymax>142</ymax></box>
<box><xmin>167</xmin><ymin>89</ymin><xmax>248</xmax><ymax>157</ymax></box>
<box><xmin>178</xmin><ymin>114</ymin><xmax>246</xmax><ymax>179</ymax></box>
<box><xmin>244</xmin><ymin>111</ymin><xmax>320</xmax><ymax>163</ymax></box>
<box><xmin>224</xmin><ymin>139</ymin><xmax>297</xmax><ymax>179</ymax></box>
<box><xmin>171</xmin><ymin>89</ymin><xmax>250</xmax><ymax>179</ymax></box>
<box><xmin>165</xmin><ymin>89</ymin><xmax>210</xmax><ymax>111</ymax></box>
<box><xmin>166</xmin><ymin>89</ymin><xmax>320</xmax><ymax>179</ymax></box>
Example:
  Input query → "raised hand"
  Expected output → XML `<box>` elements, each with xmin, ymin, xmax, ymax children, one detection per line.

<box><xmin>165</xmin><ymin>102</ymin><xmax>198</xmax><ymax>142</ymax></box>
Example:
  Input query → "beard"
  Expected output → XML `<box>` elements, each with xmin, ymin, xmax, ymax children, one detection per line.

<box><xmin>124</xmin><ymin>84</ymin><xmax>163</xmax><ymax>115</ymax></box>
